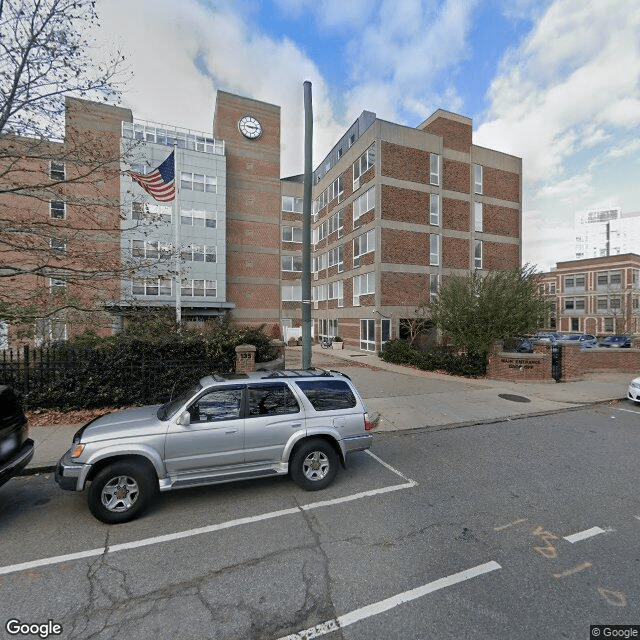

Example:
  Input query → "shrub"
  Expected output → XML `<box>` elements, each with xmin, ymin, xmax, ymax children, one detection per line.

<box><xmin>379</xmin><ymin>339</ymin><xmax>485</xmax><ymax>377</ymax></box>
<box><xmin>16</xmin><ymin>322</ymin><xmax>280</xmax><ymax>410</ymax></box>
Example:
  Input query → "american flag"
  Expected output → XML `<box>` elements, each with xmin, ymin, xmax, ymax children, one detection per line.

<box><xmin>128</xmin><ymin>151</ymin><xmax>175</xmax><ymax>202</ymax></box>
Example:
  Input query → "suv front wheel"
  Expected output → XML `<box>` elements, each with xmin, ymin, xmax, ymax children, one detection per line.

<box><xmin>290</xmin><ymin>439</ymin><xmax>338</xmax><ymax>491</ymax></box>
<box><xmin>88</xmin><ymin>461</ymin><xmax>157</xmax><ymax>524</ymax></box>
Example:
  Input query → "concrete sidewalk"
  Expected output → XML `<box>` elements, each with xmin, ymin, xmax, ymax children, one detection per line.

<box><xmin>23</xmin><ymin>345</ymin><xmax>635</xmax><ymax>474</ymax></box>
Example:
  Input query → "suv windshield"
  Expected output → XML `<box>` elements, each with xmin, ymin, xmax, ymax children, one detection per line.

<box><xmin>157</xmin><ymin>383</ymin><xmax>202</xmax><ymax>420</ymax></box>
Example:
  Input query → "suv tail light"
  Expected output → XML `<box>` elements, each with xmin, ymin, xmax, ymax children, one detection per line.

<box><xmin>364</xmin><ymin>413</ymin><xmax>375</xmax><ymax>431</ymax></box>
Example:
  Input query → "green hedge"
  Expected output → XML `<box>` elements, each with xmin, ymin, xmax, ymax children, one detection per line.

<box><xmin>18</xmin><ymin>323</ymin><xmax>279</xmax><ymax>410</ymax></box>
<box><xmin>379</xmin><ymin>339</ymin><xmax>486</xmax><ymax>377</ymax></box>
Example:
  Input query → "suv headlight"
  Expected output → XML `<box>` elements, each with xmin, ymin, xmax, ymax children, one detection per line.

<box><xmin>70</xmin><ymin>444</ymin><xmax>86</xmax><ymax>458</ymax></box>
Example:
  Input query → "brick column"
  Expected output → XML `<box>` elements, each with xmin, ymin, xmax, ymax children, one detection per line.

<box><xmin>235</xmin><ymin>344</ymin><xmax>256</xmax><ymax>373</ymax></box>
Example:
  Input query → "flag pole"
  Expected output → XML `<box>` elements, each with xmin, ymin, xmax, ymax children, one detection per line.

<box><xmin>173</xmin><ymin>145</ymin><xmax>181</xmax><ymax>325</ymax></box>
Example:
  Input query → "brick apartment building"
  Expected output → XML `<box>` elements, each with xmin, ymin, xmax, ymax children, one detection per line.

<box><xmin>538</xmin><ymin>254</ymin><xmax>640</xmax><ymax>336</ymax></box>
<box><xmin>279</xmin><ymin>109</ymin><xmax>522</xmax><ymax>350</ymax></box>
<box><xmin>0</xmin><ymin>91</ymin><xmax>522</xmax><ymax>350</ymax></box>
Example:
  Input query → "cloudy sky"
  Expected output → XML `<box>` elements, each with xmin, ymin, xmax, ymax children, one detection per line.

<box><xmin>93</xmin><ymin>0</ymin><xmax>640</xmax><ymax>272</ymax></box>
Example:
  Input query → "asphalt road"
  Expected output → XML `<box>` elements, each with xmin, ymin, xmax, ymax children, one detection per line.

<box><xmin>1</xmin><ymin>403</ymin><xmax>639</xmax><ymax>640</ymax></box>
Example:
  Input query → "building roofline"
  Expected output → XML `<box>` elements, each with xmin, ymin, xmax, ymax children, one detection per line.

<box><xmin>418</xmin><ymin>108</ymin><xmax>472</xmax><ymax>130</ymax></box>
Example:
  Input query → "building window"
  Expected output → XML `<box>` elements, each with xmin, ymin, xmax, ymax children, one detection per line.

<box><xmin>381</xmin><ymin>319</ymin><xmax>391</xmax><ymax>347</ymax></box>
<box><xmin>50</xmin><ymin>238</ymin><xmax>66</xmax><ymax>256</ymax></box>
<box><xmin>35</xmin><ymin>318</ymin><xmax>66</xmax><ymax>346</ymax></box>
<box><xmin>180</xmin><ymin>172</ymin><xmax>217</xmax><ymax>193</ymax></box>
<box><xmin>564</xmin><ymin>297</ymin><xmax>585</xmax><ymax>312</ymax></box>
<box><xmin>474</xmin><ymin>202</ymin><xmax>483</xmax><ymax>232</ymax></box>
<box><xmin>597</xmin><ymin>297</ymin><xmax>608</xmax><ymax>311</ymax></box>
<box><xmin>181</xmin><ymin>279</ymin><xmax>217</xmax><ymax>297</ymax></box>
<box><xmin>329</xmin><ymin>209</ymin><xmax>344</xmax><ymax>237</ymax></box>
<box><xmin>430</xmin><ymin>154</ymin><xmax>440</xmax><ymax>186</ymax></box>
<box><xmin>328</xmin><ymin>245</ymin><xmax>344</xmax><ymax>272</ymax></box>
<box><xmin>429</xmin><ymin>194</ymin><xmax>440</xmax><ymax>226</ymax></box>
<box><xmin>353</xmin><ymin>272</ymin><xmax>375</xmax><ymax>306</ymax></box>
<box><xmin>181</xmin><ymin>244</ymin><xmax>216</xmax><ymax>263</ymax></box>
<box><xmin>597</xmin><ymin>271</ymin><xmax>622</xmax><ymax>289</ymax></box>
<box><xmin>50</xmin><ymin>277</ymin><xmax>66</xmax><ymax>292</ymax></box>
<box><xmin>353</xmin><ymin>186</ymin><xmax>375</xmax><ymax>227</ymax></box>
<box><xmin>0</xmin><ymin>321</ymin><xmax>7</xmax><ymax>350</ymax></box>
<box><xmin>474</xmin><ymin>240</ymin><xmax>482</xmax><ymax>270</ymax></box>
<box><xmin>360</xmin><ymin>319</ymin><xmax>375</xmax><ymax>351</ymax></box>
<box><xmin>571</xmin><ymin>318</ymin><xmax>579</xmax><ymax>331</ymax></box>
<box><xmin>132</xmin><ymin>202</ymin><xmax>172</xmax><ymax>223</ymax></box>
<box><xmin>430</xmin><ymin>273</ymin><xmax>440</xmax><ymax>302</ymax></box>
<box><xmin>353</xmin><ymin>144</ymin><xmax>375</xmax><ymax>190</ymax></box>
<box><xmin>281</xmin><ymin>255</ymin><xmax>303</xmax><ymax>272</ymax></box>
<box><xmin>282</xmin><ymin>226</ymin><xmax>302</xmax><ymax>243</ymax></box>
<box><xmin>550</xmin><ymin>282</ymin><xmax>556</xmax><ymax>294</ymax></box>
<box><xmin>353</xmin><ymin>229</ymin><xmax>375</xmax><ymax>267</ymax></box>
<box><xmin>180</xmin><ymin>209</ymin><xmax>216</xmax><ymax>227</ymax></box>
<box><xmin>282</xmin><ymin>285</ymin><xmax>302</xmax><ymax>301</ymax></box>
<box><xmin>328</xmin><ymin>280</ymin><xmax>344</xmax><ymax>306</ymax></box>
<box><xmin>50</xmin><ymin>161</ymin><xmax>65</xmax><ymax>180</ymax></box>
<box><xmin>50</xmin><ymin>201</ymin><xmax>66</xmax><ymax>219</ymax></box>
<box><xmin>430</xmin><ymin>234</ymin><xmax>440</xmax><ymax>266</ymax></box>
<box><xmin>604</xmin><ymin>317</ymin><xmax>614</xmax><ymax>332</ymax></box>
<box><xmin>133</xmin><ymin>278</ymin><xmax>172</xmax><ymax>296</ymax></box>
<box><xmin>282</xmin><ymin>196</ymin><xmax>303</xmax><ymax>213</ymax></box>
<box><xmin>474</xmin><ymin>164</ymin><xmax>483</xmax><ymax>194</ymax></box>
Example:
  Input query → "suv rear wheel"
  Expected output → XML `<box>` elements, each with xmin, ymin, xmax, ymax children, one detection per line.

<box><xmin>88</xmin><ymin>461</ymin><xmax>157</xmax><ymax>524</ymax></box>
<box><xmin>290</xmin><ymin>439</ymin><xmax>338</xmax><ymax>491</ymax></box>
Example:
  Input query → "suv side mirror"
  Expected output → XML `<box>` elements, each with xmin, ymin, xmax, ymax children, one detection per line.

<box><xmin>176</xmin><ymin>411</ymin><xmax>191</xmax><ymax>427</ymax></box>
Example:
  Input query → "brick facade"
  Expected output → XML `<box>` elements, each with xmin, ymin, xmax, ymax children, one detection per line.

<box><xmin>538</xmin><ymin>253</ymin><xmax>640</xmax><ymax>336</ymax></box>
<box><xmin>306</xmin><ymin>108</ymin><xmax>522</xmax><ymax>352</ymax></box>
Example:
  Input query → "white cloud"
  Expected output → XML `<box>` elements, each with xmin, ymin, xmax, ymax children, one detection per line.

<box><xmin>534</xmin><ymin>173</ymin><xmax>594</xmax><ymax>204</ymax></box>
<box><xmin>476</xmin><ymin>0</ymin><xmax>640</xmax><ymax>184</ymax></box>
<box><xmin>94</xmin><ymin>0</ymin><xmax>346</xmax><ymax>176</ymax></box>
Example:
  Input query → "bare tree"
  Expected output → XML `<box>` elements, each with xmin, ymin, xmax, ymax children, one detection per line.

<box><xmin>0</xmin><ymin>1</ymin><xmax>170</xmax><ymax>341</ymax></box>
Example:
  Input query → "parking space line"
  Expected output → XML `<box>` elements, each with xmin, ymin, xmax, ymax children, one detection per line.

<box><xmin>277</xmin><ymin>561</ymin><xmax>502</xmax><ymax>640</ymax></box>
<box><xmin>366</xmin><ymin>450</ymin><xmax>417</xmax><ymax>484</ymax></box>
<box><xmin>0</xmin><ymin>455</ymin><xmax>416</xmax><ymax>577</ymax></box>
<box><xmin>612</xmin><ymin>407</ymin><xmax>639</xmax><ymax>415</ymax></box>
<box><xmin>563</xmin><ymin>526</ymin><xmax>606</xmax><ymax>543</ymax></box>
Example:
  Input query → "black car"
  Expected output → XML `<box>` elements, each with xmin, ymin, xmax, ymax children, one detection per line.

<box><xmin>0</xmin><ymin>386</ymin><xmax>34</xmax><ymax>487</ymax></box>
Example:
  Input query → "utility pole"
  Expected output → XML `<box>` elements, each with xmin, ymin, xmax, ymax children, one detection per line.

<box><xmin>301</xmin><ymin>81</ymin><xmax>313</xmax><ymax>369</ymax></box>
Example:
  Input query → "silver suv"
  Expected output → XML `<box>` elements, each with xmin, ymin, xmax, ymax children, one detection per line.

<box><xmin>55</xmin><ymin>369</ymin><xmax>374</xmax><ymax>524</ymax></box>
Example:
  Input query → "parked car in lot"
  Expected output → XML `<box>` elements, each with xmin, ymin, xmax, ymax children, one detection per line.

<box><xmin>56</xmin><ymin>369</ymin><xmax>374</xmax><ymax>524</ymax></box>
<box><xmin>628</xmin><ymin>376</ymin><xmax>640</xmax><ymax>403</ymax></box>
<box><xmin>599</xmin><ymin>335</ymin><xmax>631</xmax><ymax>348</ymax></box>
<box><xmin>534</xmin><ymin>331</ymin><xmax>561</xmax><ymax>345</ymax></box>
<box><xmin>557</xmin><ymin>333</ymin><xmax>598</xmax><ymax>348</ymax></box>
<box><xmin>0</xmin><ymin>386</ymin><xmax>34</xmax><ymax>488</ymax></box>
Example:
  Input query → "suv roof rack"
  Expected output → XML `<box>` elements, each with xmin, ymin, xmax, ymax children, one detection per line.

<box><xmin>260</xmin><ymin>368</ymin><xmax>334</xmax><ymax>379</ymax></box>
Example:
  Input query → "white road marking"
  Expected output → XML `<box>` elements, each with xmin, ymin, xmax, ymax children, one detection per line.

<box><xmin>277</xmin><ymin>561</ymin><xmax>502</xmax><ymax>640</ymax></box>
<box><xmin>0</xmin><ymin>455</ymin><xmax>416</xmax><ymax>577</ymax></box>
<box><xmin>612</xmin><ymin>407</ymin><xmax>640</xmax><ymax>415</ymax></box>
<box><xmin>494</xmin><ymin>518</ymin><xmax>528</xmax><ymax>532</ymax></box>
<box><xmin>563</xmin><ymin>526</ymin><xmax>606</xmax><ymax>543</ymax></box>
<box><xmin>365</xmin><ymin>449</ymin><xmax>417</xmax><ymax>484</ymax></box>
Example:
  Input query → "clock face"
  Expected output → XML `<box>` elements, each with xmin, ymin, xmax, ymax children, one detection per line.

<box><xmin>238</xmin><ymin>115</ymin><xmax>262</xmax><ymax>139</ymax></box>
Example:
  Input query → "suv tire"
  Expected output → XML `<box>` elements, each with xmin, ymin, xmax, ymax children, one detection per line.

<box><xmin>88</xmin><ymin>461</ymin><xmax>157</xmax><ymax>524</ymax></box>
<box><xmin>290</xmin><ymin>438</ymin><xmax>338</xmax><ymax>491</ymax></box>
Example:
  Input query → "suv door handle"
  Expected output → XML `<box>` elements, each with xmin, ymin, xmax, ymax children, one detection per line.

<box><xmin>291</xmin><ymin>423</ymin><xmax>302</xmax><ymax>428</ymax></box>
<box><xmin>225</xmin><ymin>429</ymin><xmax>239</xmax><ymax>434</ymax></box>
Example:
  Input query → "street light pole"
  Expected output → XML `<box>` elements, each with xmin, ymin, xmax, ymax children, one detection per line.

<box><xmin>302</xmin><ymin>81</ymin><xmax>313</xmax><ymax>369</ymax></box>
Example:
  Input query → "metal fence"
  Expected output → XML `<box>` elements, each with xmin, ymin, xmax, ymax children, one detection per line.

<box><xmin>0</xmin><ymin>345</ymin><xmax>223</xmax><ymax>408</ymax></box>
